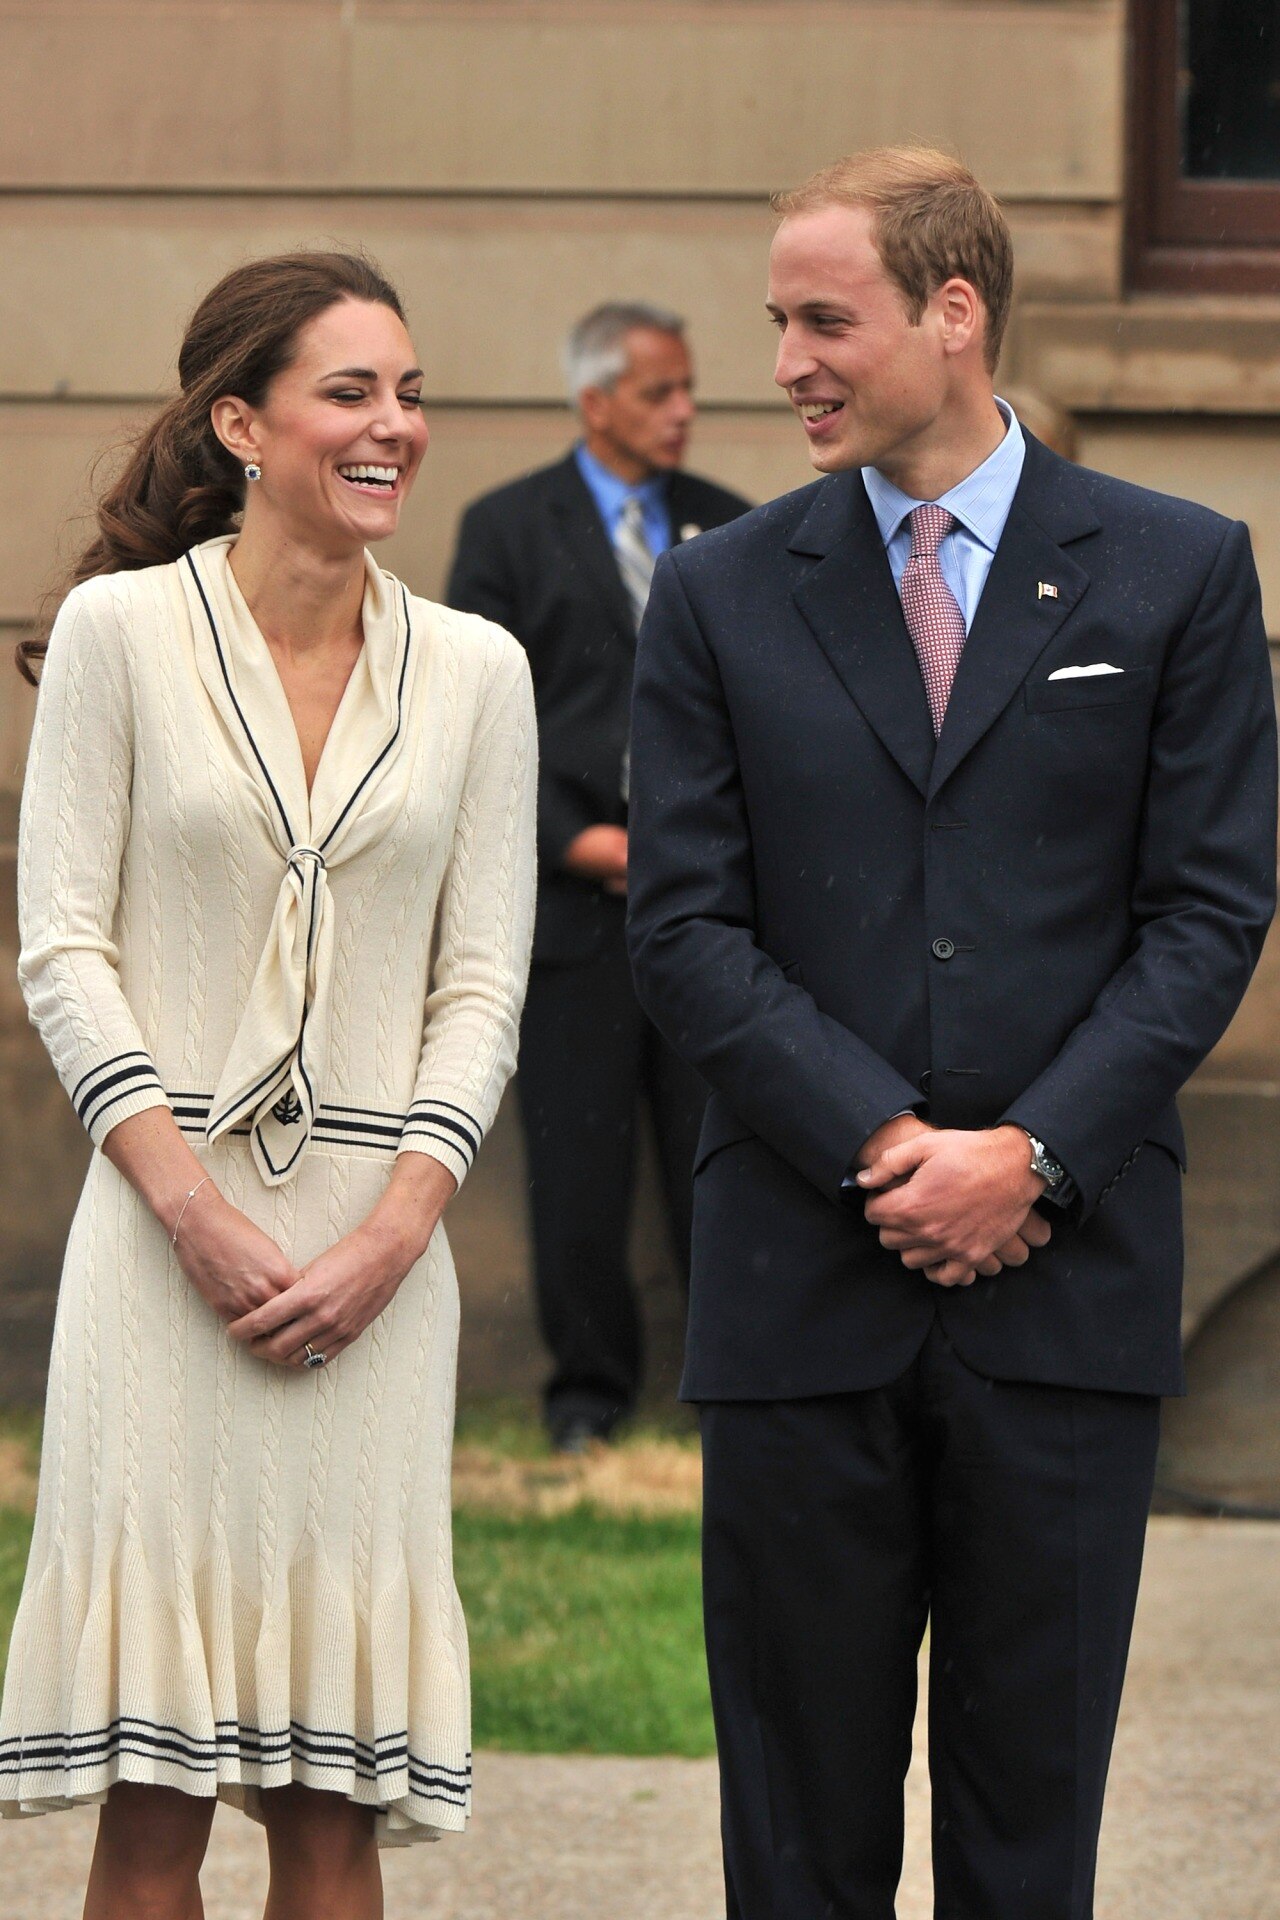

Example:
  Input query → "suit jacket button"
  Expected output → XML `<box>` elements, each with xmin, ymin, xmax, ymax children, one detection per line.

<box><xmin>931</xmin><ymin>937</ymin><xmax>956</xmax><ymax>961</ymax></box>
<box><xmin>920</xmin><ymin>1069</ymin><xmax>932</xmax><ymax>1094</ymax></box>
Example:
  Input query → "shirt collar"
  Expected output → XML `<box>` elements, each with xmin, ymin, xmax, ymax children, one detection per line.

<box><xmin>575</xmin><ymin>440</ymin><xmax>668</xmax><ymax>515</ymax></box>
<box><xmin>862</xmin><ymin>399</ymin><xmax>1025</xmax><ymax>554</ymax></box>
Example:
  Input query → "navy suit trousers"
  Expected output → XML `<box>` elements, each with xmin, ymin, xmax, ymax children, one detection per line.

<box><xmin>700</xmin><ymin>1322</ymin><xmax>1160</xmax><ymax>1920</ymax></box>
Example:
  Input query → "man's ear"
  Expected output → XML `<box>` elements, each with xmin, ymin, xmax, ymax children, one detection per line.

<box><xmin>210</xmin><ymin>394</ymin><xmax>259</xmax><ymax>467</ymax></box>
<box><xmin>577</xmin><ymin>385</ymin><xmax>612</xmax><ymax>435</ymax></box>
<box><xmin>937</xmin><ymin>277</ymin><xmax>983</xmax><ymax>358</ymax></box>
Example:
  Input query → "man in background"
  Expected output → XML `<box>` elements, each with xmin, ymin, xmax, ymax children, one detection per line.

<box><xmin>447</xmin><ymin>302</ymin><xmax>749</xmax><ymax>1450</ymax></box>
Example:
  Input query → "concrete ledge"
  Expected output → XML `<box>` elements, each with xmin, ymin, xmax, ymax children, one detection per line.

<box><xmin>0</xmin><ymin>195</ymin><xmax>1119</xmax><ymax>406</ymax></box>
<box><xmin>1181</xmin><ymin>1083</ymin><xmax>1280</xmax><ymax>1338</ymax></box>
<box><xmin>1015</xmin><ymin>298</ymin><xmax>1280</xmax><ymax>414</ymax></box>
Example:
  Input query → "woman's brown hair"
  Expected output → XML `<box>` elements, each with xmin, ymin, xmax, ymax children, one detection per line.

<box><xmin>16</xmin><ymin>250</ymin><xmax>406</xmax><ymax>684</ymax></box>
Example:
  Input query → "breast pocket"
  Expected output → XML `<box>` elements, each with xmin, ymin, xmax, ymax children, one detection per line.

<box><xmin>1025</xmin><ymin>666</ymin><xmax>1153</xmax><ymax>714</ymax></box>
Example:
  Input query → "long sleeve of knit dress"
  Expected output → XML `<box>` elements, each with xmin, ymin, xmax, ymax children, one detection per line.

<box><xmin>18</xmin><ymin>585</ymin><xmax>173</xmax><ymax>1145</ymax></box>
<box><xmin>400</xmin><ymin>650</ymin><xmax>537</xmax><ymax>1187</ymax></box>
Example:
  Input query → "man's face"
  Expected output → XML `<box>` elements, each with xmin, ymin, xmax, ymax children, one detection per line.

<box><xmin>768</xmin><ymin>204</ymin><xmax>950</xmax><ymax>476</ymax></box>
<box><xmin>581</xmin><ymin>328</ymin><xmax>696</xmax><ymax>476</ymax></box>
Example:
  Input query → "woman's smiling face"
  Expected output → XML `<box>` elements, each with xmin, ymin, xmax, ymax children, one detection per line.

<box><xmin>217</xmin><ymin>297</ymin><xmax>430</xmax><ymax>551</ymax></box>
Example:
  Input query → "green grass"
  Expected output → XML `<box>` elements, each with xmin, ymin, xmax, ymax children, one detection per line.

<box><xmin>453</xmin><ymin>1394</ymin><xmax>700</xmax><ymax>1454</ymax></box>
<box><xmin>0</xmin><ymin>1403</ymin><xmax>713</xmax><ymax>1756</ymax></box>
<box><xmin>0</xmin><ymin>1407</ymin><xmax>43</xmax><ymax>1456</ymax></box>
<box><xmin>453</xmin><ymin>1396</ymin><xmax>554</xmax><ymax>1459</ymax></box>
<box><xmin>0</xmin><ymin>1407</ymin><xmax>39</xmax><ymax>1668</ymax></box>
<box><xmin>0</xmin><ymin>1508</ymin><xmax>34</xmax><ymax>1671</ymax></box>
<box><xmin>455</xmin><ymin>1505</ymin><xmax>712</xmax><ymax>1756</ymax></box>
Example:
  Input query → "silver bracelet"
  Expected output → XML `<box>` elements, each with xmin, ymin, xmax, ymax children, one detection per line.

<box><xmin>171</xmin><ymin>1175</ymin><xmax>213</xmax><ymax>1248</ymax></box>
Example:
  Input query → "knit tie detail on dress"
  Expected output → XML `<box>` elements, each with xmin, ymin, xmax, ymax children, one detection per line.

<box><xmin>207</xmin><ymin>842</ymin><xmax>334</xmax><ymax>1182</ymax></box>
<box><xmin>179</xmin><ymin>536</ymin><xmax>414</xmax><ymax>1186</ymax></box>
<box><xmin>900</xmin><ymin>504</ymin><xmax>968</xmax><ymax>736</ymax></box>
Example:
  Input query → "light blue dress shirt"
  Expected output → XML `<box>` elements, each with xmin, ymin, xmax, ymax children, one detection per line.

<box><xmin>574</xmin><ymin>442</ymin><xmax>673</xmax><ymax>558</ymax></box>
<box><xmin>862</xmin><ymin>400</ymin><xmax>1025</xmax><ymax>629</ymax></box>
<box><xmin>847</xmin><ymin>402</ymin><xmax>1072</xmax><ymax>1201</ymax></box>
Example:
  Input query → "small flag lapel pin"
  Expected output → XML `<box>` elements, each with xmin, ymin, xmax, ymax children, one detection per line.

<box><xmin>1038</xmin><ymin>581</ymin><xmax>1060</xmax><ymax>601</ymax></box>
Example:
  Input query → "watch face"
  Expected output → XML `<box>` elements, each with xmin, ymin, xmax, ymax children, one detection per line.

<box><xmin>1029</xmin><ymin>1136</ymin><xmax>1064</xmax><ymax>1187</ymax></box>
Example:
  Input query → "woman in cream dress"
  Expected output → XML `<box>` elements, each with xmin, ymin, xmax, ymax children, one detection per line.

<box><xmin>1</xmin><ymin>253</ymin><xmax>536</xmax><ymax>1918</ymax></box>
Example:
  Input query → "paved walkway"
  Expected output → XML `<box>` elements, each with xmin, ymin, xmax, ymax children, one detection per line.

<box><xmin>3</xmin><ymin>1519</ymin><xmax>1276</xmax><ymax>1918</ymax></box>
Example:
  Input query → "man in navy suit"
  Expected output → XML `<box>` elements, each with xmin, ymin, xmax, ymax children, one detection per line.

<box><xmin>626</xmin><ymin>148</ymin><xmax>1277</xmax><ymax>1918</ymax></box>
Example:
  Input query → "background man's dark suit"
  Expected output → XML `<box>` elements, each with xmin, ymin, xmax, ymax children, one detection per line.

<box><xmin>626</xmin><ymin>433</ymin><xmax>1276</xmax><ymax>1914</ymax></box>
<box><xmin>448</xmin><ymin>451</ymin><xmax>748</xmax><ymax>1432</ymax></box>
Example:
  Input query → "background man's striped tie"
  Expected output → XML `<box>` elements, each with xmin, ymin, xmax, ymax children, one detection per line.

<box><xmin>614</xmin><ymin>495</ymin><xmax>657</xmax><ymax>632</ymax></box>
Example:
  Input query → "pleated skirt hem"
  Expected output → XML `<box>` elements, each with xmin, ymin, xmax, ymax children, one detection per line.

<box><xmin>0</xmin><ymin>1530</ymin><xmax>473</xmax><ymax>1849</ymax></box>
<box><xmin>0</xmin><ymin>1725</ymin><xmax>471</xmax><ymax>1846</ymax></box>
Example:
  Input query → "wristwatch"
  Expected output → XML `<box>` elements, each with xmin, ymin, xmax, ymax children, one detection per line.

<box><xmin>1023</xmin><ymin>1132</ymin><xmax>1067</xmax><ymax>1194</ymax></box>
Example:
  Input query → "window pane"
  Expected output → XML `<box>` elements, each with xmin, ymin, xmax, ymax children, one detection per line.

<box><xmin>1182</xmin><ymin>1</ymin><xmax>1280</xmax><ymax>180</ymax></box>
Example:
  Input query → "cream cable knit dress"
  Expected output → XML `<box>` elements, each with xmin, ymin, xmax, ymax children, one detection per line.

<box><xmin>0</xmin><ymin>537</ymin><xmax>536</xmax><ymax>1844</ymax></box>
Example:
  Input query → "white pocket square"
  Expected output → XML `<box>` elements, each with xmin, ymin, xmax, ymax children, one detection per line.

<box><xmin>1047</xmin><ymin>663</ymin><xmax>1124</xmax><ymax>681</ymax></box>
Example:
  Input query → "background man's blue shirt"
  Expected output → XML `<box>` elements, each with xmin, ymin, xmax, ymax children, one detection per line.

<box><xmin>575</xmin><ymin>441</ymin><xmax>673</xmax><ymax>557</ymax></box>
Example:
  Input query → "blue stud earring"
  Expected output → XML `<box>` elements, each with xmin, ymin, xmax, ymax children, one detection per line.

<box><xmin>244</xmin><ymin>461</ymin><xmax>262</xmax><ymax>483</ymax></box>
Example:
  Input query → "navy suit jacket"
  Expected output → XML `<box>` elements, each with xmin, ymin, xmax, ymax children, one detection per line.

<box><xmin>447</xmin><ymin>452</ymin><xmax>749</xmax><ymax>966</ymax></box>
<box><xmin>626</xmin><ymin>433</ymin><xmax>1277</xmax><ymax>1400</ymax></box>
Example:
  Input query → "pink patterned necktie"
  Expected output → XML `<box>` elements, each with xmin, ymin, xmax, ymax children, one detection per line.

<box><xmin>900</xmin><ymin>504</ymin><xmax>966</xmax><ymax>736</ymax></box>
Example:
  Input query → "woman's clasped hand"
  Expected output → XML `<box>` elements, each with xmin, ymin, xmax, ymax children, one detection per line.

<box><xmin>173</xmin><ymin>1188</ymin><xmax>435</xmax><ymax>1370</ymax></box>
<box><xmin>172</xmin><ymin>1154</ymin><xmax>458</xmax><ymax>1369</ymax></box>
<box><xmin>169</xmin><ymin>1182</ymin><xmax>300</xmax><ymax>1324</ymax></box>
<box><xmin>227</xmin><ymin>1221</ymin><xmax>418</xmax><ymax>1369</ymax></box>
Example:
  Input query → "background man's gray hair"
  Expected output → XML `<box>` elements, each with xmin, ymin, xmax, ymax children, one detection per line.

<box><xmin>561</xmin><ymin>301</ymin><xmax>686</xmax><ymax>402</ymax></box>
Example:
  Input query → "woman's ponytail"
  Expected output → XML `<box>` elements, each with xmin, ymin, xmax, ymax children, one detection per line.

<box><xmin>16</xmin><ymin>249</ymin><xmax>405</xmax><ymax>685</ymax></box>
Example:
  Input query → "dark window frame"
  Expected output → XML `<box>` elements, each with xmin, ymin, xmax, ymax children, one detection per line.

<box><xmin>1128</xmin><ymin>0</ymin><xmax>1280</xmax><ymax>293</ymax></box>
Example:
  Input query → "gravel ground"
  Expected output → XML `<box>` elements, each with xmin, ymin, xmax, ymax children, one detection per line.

<box><xmin>2</xmin><ymin>1517</ymin><xmax>1275</xmax><ymax>1919</ymax></box>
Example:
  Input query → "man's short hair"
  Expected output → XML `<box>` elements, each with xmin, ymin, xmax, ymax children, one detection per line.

<box><xmin>772</xmin><ymin>147</ymin><xmax>1014</xmax><ymax>372</ymax></box>
<box><xmin>562</xmin><ymin>301</ymin><xmax>686</xmax><ymax>401</ymax></box>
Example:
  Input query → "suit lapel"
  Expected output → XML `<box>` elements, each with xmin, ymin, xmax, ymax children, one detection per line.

<box><xmin>547</xmin><ymin>454</ymin><xmax>636</xmax><ymax>641</ymax></box>
<box><xmin>791</xmin><ymin>473</ymin><xmax>936</xmax><ymax>796</ymax></box>
<box><xmin>789</xmin><ymin>442</ymin><xmax>1102</xmax><ymax>801</ymax></box>
<box><xmin>928</xmin><ymin>442</ymin><xmax>1099</xmax><ymax>797</ymax></box>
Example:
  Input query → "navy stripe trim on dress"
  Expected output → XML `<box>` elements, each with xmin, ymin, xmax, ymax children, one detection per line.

<box><xmin>184</xmin><ymin>550</ymin><xmax>296</xmax><ymax>847</ymax></box>
<box><xmin>173</xmin><ymin>1095</ymin><xmax>402</xmax><ymax>1154</ymax></box>
<box><xmin>0</xmin><ymin>1718</ymin><xmax>471</xmax><ymax>1801</ymax></box>
<box><xmin>319</xmin><ymin>582</ymin><xmax>413</xmax><ymax>853</ymax></box>
<box><xmin>203</xmin><ymin>1044</ymin><xmax>297</xmax><ymax>1137</ymax></box>
<box><xmin>170</xmin><ymin>1091</ymin><xmax>483</xmax><ymax>1163</ymax></box>
<box><xmin>249</xmin><ymin>852</ymin><xmax>325</xmax><ymax>1179</ymax></box>
<box><xmin>71</xmin><ymin>1049</ymin><xmax>152</xmax><ymax>1108</ymax></box>
<box><xmin>84</xmin><ymin>1079</ymin><xmax>167</xmax><ymax>1133</ymax></box>
<box><xmin>404</xmin><ymin>1102</ymin><xmax>481</xmax><ymax>1163</ymax></box>
<box><xmin>312</xmin><ymin>1114</ymin><xmax>403</xmax><ymax>1143</ymax></box>
<box><xmin>400</xmin><ymin>1121</ymin><xmax>477</xmax><ymax>1166</ymax></box>
<box><xmin>72</xmin><ymin>1053</ymin><xmax>166</xmax><ymax>1132</ymax></box>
